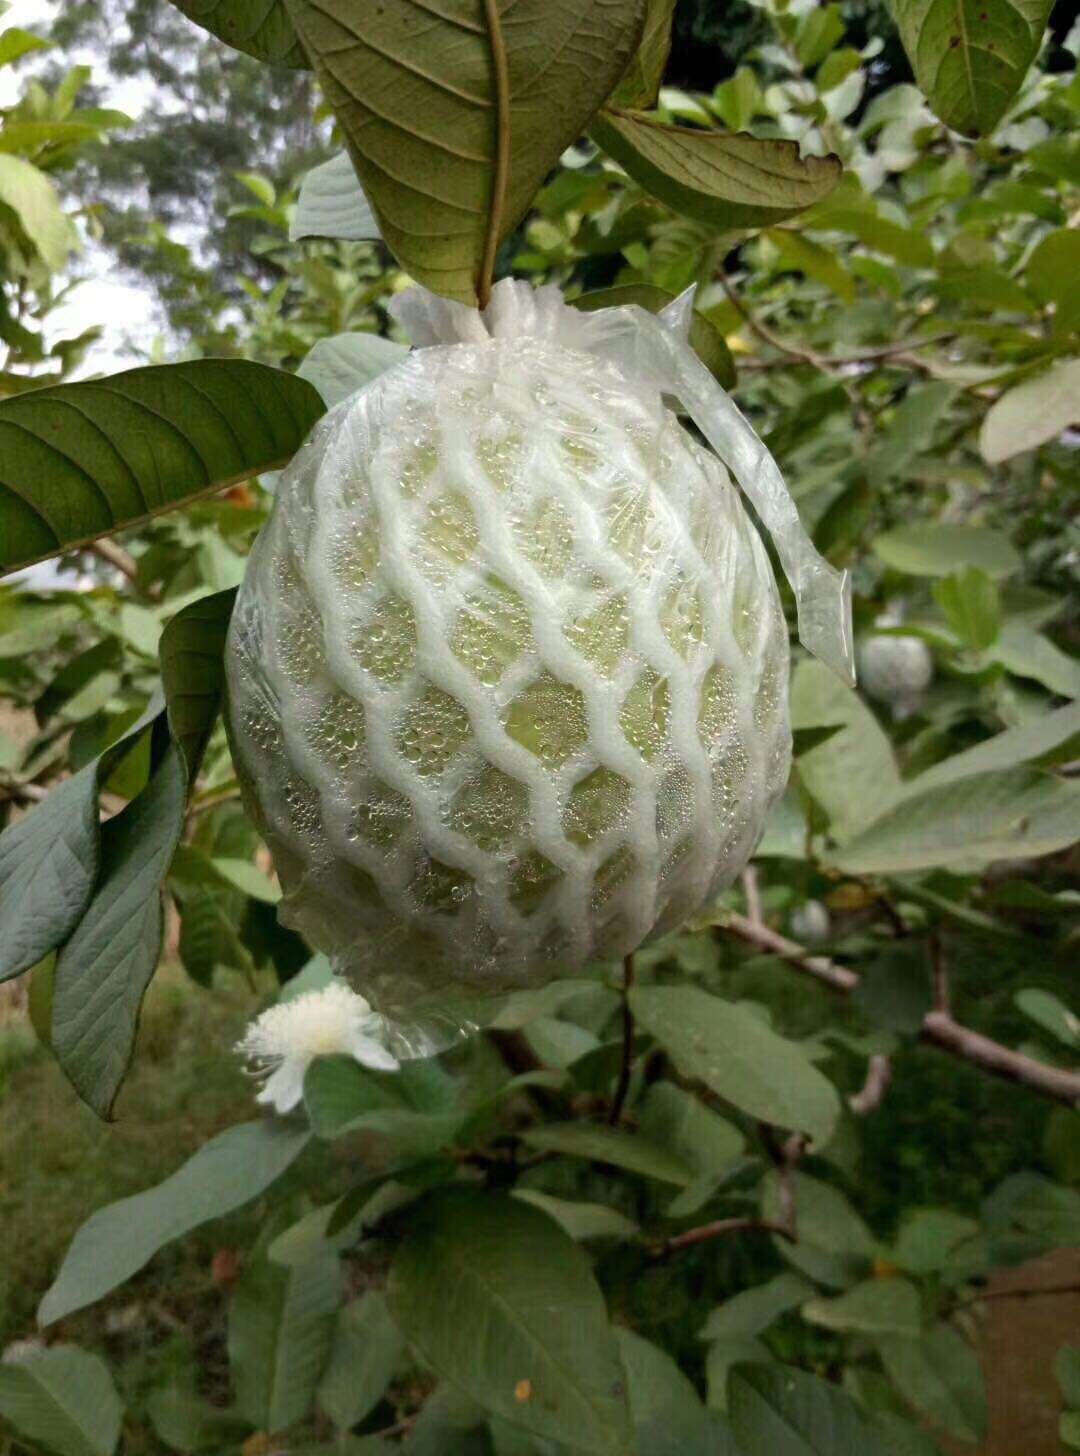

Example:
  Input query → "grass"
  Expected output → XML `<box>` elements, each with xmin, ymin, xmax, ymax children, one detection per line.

<box><xmin>0</xmin><ymin>963</ymin><xmax>255</xmax><ymax>1349</ymax></box>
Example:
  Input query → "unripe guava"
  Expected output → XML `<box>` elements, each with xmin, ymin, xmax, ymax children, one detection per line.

<box><xmin>227</xmin><ymin>316</ymin><xmax>792</xmax><ymax>1050</ymax></box>
<box><xmin>856</xmin><ymin>632</ymin><xmax>933</xmax><ymax>708</ymax></box>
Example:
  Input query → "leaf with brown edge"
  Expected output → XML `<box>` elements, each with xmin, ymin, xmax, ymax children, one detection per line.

<box><xmin>590</xmin><ymin>109</ymin><xmax>842</xmax><ymax>229</ymax></box>
<box><xmin>285</xmin><ymin>0</ymin><xmax>647</xmax><ymax>305</ymax></box>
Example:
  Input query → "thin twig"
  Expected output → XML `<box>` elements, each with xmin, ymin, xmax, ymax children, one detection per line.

<box><xmin>87</xmin><ymin>538</ymin><xmax>139</xmax><ymax>584</ymax></box>
<box><xmin>848</xmin><ymin>1054</ymin><xmax>892</xmax><ymax>1115</ymax></box>
<box><xmin>609</xmin><ymin>953</ymin><xmax>636</xmax><ymax>1126</ymax></box>
<box><xmin>0</xmin><ymin>778</ymin><xmax>48</xmax><ymax>805</ymax></box>
<box><xmin>661</xmin><ymin>1215</ymin><xmax>795</xmax><ymax>1252</ymax></box>
<box><xmin>741</xmin><ymin>866</ymin><xmax>763</xmax><ymax>927</ymax></box>
<box><xmin>477</xmin><ymin>0</ymin><xmax>510</xmax><ymax>311</ymax></box>
<box><xmin>724</xmin><ymin>914</ymin><xmax>1080</xmax><ymax>1107</ymax></box>
<box><xmin>735</xmin><ymin>334</ymin><xmax>954</xmax><ymax>372</ymax></box>
<box><xmin>725</xmin><ymin>911</ymin><xmax>859</xmax><ymax>991</ymax></box>
<box><xmin>957</xmin><ymin>1281</ymin><xmax>1080</xmax><ymax>1309</ymax></box>
<box><xmin>930</xmin><ymin>928</ymin><xmax>951</xmax><ymax>1013</ymax></box>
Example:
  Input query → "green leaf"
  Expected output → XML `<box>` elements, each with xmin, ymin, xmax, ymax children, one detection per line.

<box><xmin>520</xmin><ymin>1122</ymin><xmax>696</xmax><ymax>1187</ymax></box>
<box><xmin>872</xmin><ymin>523</ymin><xmax>1021</xmax><ymax>579</ymax></box>
<box><xmin>229</xmin><ymin>1251</ymin><xmax>341</xmax><ymax>1433</ymax></box>
<box><xmin>867</xmin><ymin>1409</ymin><xmax>947</xmax><ymax>1456</ymax></box>
<box><xmin>160</xmin><ymin>586</ymin><xmax>236</xmax><ymax>781</ymax></box>
<box><xmin>0</xmin><ymin>154</ymin><xmax>79</xmax><ymax>270</ymax></box>
<box><xmin>979</xmin><ymin>357</ymin><xmax>1080</xmax><ymax>463</ymax></box>
<box><xmin>931</xmin><ymin>567</ymin><xmax>999</xmax><ymax>649</ymax></box>
<box><xmin>762</xmin><ymin>1171</ymin><xmax>877</xmax><ymax>1288</ymax></box>
<box><xmin>0</xmin><ymin>1347</ymin><xmax>122</xmax><ymax>1456</ymax></box>
<box><xmin>0</xmin><ymin>764</ymin><xmax>100</xmax><ymax>984</ymax></box>
<box><xmin>319</xmin><ymin>1292</ymin><xmax>405</xmax><ymax>1433</ymax></box>
<box><xmin>298</xmin><ymin>331</ymin><xmax>410</xmax><ymax>408</ymax></box>
<box><xmin>795</xmin><ymin>4</ymin><xmax>845</xmax><ymax>67</ymax></box>
<box><xmin>988</xmin><ymin>618</ymin><xmax>1080</xmax><ymax>697</ymax></box>
<box><xmin>39</xmin><ymin>1120</ymin><xmax>309</xmax><ymax>1325</ymax></box>
<box><xmin>571</xmin><ymin>284</ymin><xmax>735</xmax><ymax>388</ymax></box>
<box><xmin>0</xmin><ymin>362</ymin><xmax>323</xmax><ymax>575</ymax></box>
<box><xmin>1026</xmin><ymin>228</ymin><xmax>1080</xmax><ymax>332</ymax></box>
<box><xmin>50</xmin><ymin>745</ymin><xmax>186</xmax><ymax>1116</ymax></box>
<box><xmin>629</xmin><ymin>985</ymin><xmax>841</xmax><ymax>1145</ymax></box>
<box><xmin>765</xmin><ymin>228</ymin><xmax>856</xmax><ymax>304</ymax></box>
<box><xmin>813</xmin><ymin>209</ymin><xmax>934</xmax><ymax>268</ymax></box>
<box><xmin>906</xmin><ymin>700</ymin><xmax>1080</xmax><ymax>793</ymax></box>
<box><xmin>803</xmin><ymin>1278</ymin><xmax>922</xmax><ymax>1337</ymax></box>
<box><xmin>210</xmin><ymin>856</ymin><xmax>280</xmax><ymax>903</ymax></box>
<box><xmin>590</xmin><ymin>109</ymin><xmax>841</xmax><ymax>229</ymax></box>
<box><xmin>1055</xmin><ymin>1346</ymin><xmax>1080</xmax><ymax>1408</ymax></box>
<box><xmin>512</xmin><ymin>1191</ymin><xmax>639</xmax><ymax>1242</ymax></box>
<box><xmin>169</xmin><ymin>0</ymin><xmax>308</xmax><ymax>66</ymax></box>
<box><xmin>0</xmin><ymin>27</ymin><xmax>51</xmax><ymax>66</ymax></box>
<box><xmin>610</xmin><ymin>0</ymin><xmax>676</xmax><ymax>110</ymax></box>
<box><xmin>287</xmin><ymin>0</ymin><xmax>646</xmax><ymax>304</ymax></box>
<box><xmin>1015</xmin><ymin>988</ymin><xmax>1079</xmax><ymax>1050</ymax></box>
<box><xmin>729</xmin><ymin>1363</ymin><xmax>871</xmax><ymax>1455</ymax></box>
<box><xmin>702</xmin><ymin>1274</ymin><xmax>814</xmax><ymax>1342</ymax></box>
<box><xmin>291</xmin><ymin>151</ymin><xmax>380</xmax><ymax>242</ymax></box>
<box><xmin>889</xmin><ymin>0</ymin><xmax>1054</xmax><ymax>136</ymax></box>
<box><xmin>636</xmin><ymin>1080</ymin><xmax>745</xmax><ymax>1177</ymax></box>
<box><xmin>827</xmin><ymin>767</ymin><xmax>1080</xmax><ymax>874</ymax></box>
<box><xmin>888</xmin><ymin>1209</ymin><xmax>979</xmax><ymax>1275</ymax></box>
<box><xmin>387</xmin><ymin>1188</ymin><xmax>630</xmax><ymax>1453</ymax></box>
<box><xmin>615</xmin><ymin>1328</ymin><xmax>727</xmax><ymax>1456</ymax></box>
<box><xmin>791</xmin><ymin>659</ymin><xmax>902</xmax><ymax>842</ymax></box>
<box><xmin>877</xmin><ymin>1324</ymin><xmax>986</xmax><ymax>1442</ymax></box>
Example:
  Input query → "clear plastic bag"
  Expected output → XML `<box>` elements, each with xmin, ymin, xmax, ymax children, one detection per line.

<box><xmin>226</xmin><ymin>280</ymin><xmax>852</xmax><ymax>1056</ymax></box>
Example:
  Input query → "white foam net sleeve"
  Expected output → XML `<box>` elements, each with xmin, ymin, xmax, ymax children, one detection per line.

<box><xmin>225</xmin><ymin>280</ymin><xmax>847</xmax><ymax>1057</ymax></box>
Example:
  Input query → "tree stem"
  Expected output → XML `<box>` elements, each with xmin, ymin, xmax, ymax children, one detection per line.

<box><xmin>609</xmin><ymin>952</ymin><xmax>636</xmax><ymax>1126</ymax></box>
<box><xmin>478</xmin><ymin>0</ymin><xmax>510</xmax><ymax>311</ymax></box>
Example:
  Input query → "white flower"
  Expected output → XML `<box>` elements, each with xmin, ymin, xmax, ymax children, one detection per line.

<box><xmin>236</xmin><ymin>980</ymin><xmax>399</xmax><ymax>1114</ymax></box>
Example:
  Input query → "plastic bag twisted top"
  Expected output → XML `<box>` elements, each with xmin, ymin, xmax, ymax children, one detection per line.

<box><xmin>227</xmin><ymin>291</ymin><xmax>792</xmax><ymax>1052</ymax></box>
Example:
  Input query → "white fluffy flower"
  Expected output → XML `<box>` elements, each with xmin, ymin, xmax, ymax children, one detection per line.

<box><xmin>236</xmin><ymin>980</ymin><xmax>398</xmax><ymax>1114</ymax></box>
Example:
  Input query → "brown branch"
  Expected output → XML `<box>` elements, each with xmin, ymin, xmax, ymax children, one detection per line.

<box><xmin>741</xmin><ymin>866</ymin><xmax>763</xmax><ymax>927</ymax></box>
<box><xmin>0</xmin><ymin>778</ymin><xmax>48</xmax><ymax>805</ymax></box>
<box><xmin>848</xmin><ymin>1054</ymin><xmax>892</xmax><ymax>1115</ymax></box>
<box><xmin>735</xmin><ymin>334</ymin><xmax>955</xmax><ymax>372</ymax></box>
<box><xmin>724</xmin><ymin>911</ymin><xmax>859</xmax><ymax>991</ymax></box>
<box><xmin>724</xmin><ymin>914</ymin><xmax>1080</xmax><ymax>1107</ymax></box>
<box><xmin>87</xmin><ymin>538</ymin><xmax>138</xmax><ymax>584</ymax></box>
<box><xmin>609</xmin><ymin>952</ymin><xmax>636</xmax><ymax>1126</ymax></box>
<box><xmin>477</xmin><ymin>0</ymin><xmax>510</xmax><ymax>311</ymax></box>
<box><xmin>957</xmin><ymin>1281</ymin><xmax>1080</xmax><ymax>1309</ymax></box>
<box><xmin>661</xmin><ymin>1215</ymin><xmax>795</xmax><ymax>1252</ymax></box>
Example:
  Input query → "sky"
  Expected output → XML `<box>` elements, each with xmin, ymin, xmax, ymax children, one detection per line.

<box><xmin>2</xmin><ymin>0</ymin><xmax>159</xmax><ymax>378</ymax></box>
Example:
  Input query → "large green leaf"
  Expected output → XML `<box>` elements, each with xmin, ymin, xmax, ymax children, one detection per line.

<box><xmin>291</xmin><ymin>151</ymin><xmax>380</xmax><ymax>243</ymax></box>
<box><xmin>979</xmin><ymin>357</ymin><xmax>1080</xmax><ymax>463</ymax></box>
<box><xmin>318</xmin><ymin>1293</ymin><xmax>404</xmax><ymax>1434</ymax></box>
<box><xmin>802</xmin><ymin>1278</ymin><xmax>923</xmax><ymax>1337</ymax></box>
<box><xmin>0</xmin><ymin>1347</ymin><xmax>122</xmax><ymax>1456</ymax></box>
<box><xmin>286</xmin><ymin>0</ymin><xmax>646</xmax><ymax>304</ymax></box>
<box><xmin>159</xmin><ymin>587</ymin><xmax>237</xmax><ymax>780</ymax></box>
<box><xmin>520</xmin><ymin>1122</ymin><xmax>696</xmax><ymax>1187</ymax></box>
<box><xmin>0</xmin><ymin>153</ymin><xmax>79</xmax><ymax>270</ymax></box>
<box><xmin>590</xmin><ymin>109</ymin><xmax>841</xmax><ymax>229</ymax></box>
<box><xmin>169</xmin><ymin>0</ymin><xmax>308</xmax><ymax>66</ymax></box>
<box><xmin>877</xmin><ymin>1324</ymin><xmax>986</xmax><ymax>1442</ymax></box>
<box><xmin>904</xmin><ymin>700</ymin><xmax>1080</xmax><ymax>794</ymax></box>
<box><xmin>610</xmin><ymin>0</ymin><xmax>677</xmax><ymax>109</ymax></box>
<box><xmin>229</xmin><ymin>1251</ymin><xmax>342</xmax><ymax>1433</ymax></box>
<box><xmin>890</xmin><ymin>0</ymin><xmax>1054</xmax><ymax>136</ymax></box>
<box><xmin>629</xmin><ymin>986</ymin><xmax>841</xmax><ymax>1145</ymax></box>
<box><xmin>0</xmin><ymin>764</ymin><xmax>99</xmax><ymax>984</ymax></box>
<box><xmin>791</xmin><ymin>659</ymin><xmax>902</xmax><ymax>842</ymax></box>
<box><xmin>387</xmin><ymin>1188</ymin><xmax>631</xmax><ymax>1452</ymax></box>
<box><xmin>297</xmin><ymin>330</ymin><xmax>409</xmax><ymax>408</ymax></box>
<box><xmin>872</xmin><ymin>522</ymin><xmax>1021</xmax><ymax>578</ymax></box>
<box><xmin>0</xmin><ymin>361</ymin><xmax>323</xmax><ymax>574</ymax></box>
<box><xmin>827</xmin><ymin>767</ymin><xmax>1080</xmax><ymax>874</ymax></box>
<box><xmin>729</xmin><ymin>1364</ymin><xmax>871</xmax><ymax>1455</ymax></box>
<box><xmin>615</xmin><ymin>1328</ymin><xmax>732</xmax><ymax>1456</ymax></box>
<box><xmin>761</xmin><ymin>1171</ymin><xmax>877</xmax><ymax>1289</ymax></box>
<box><xmin>701</xmin><ymin>1274</ymin><xmax>815</xmax><ymax>1342</ymax></box>
<box><xmin>40</xmin><ymin>1120</ymin><xmax>309</xmax><ymax>1325</ymax></box>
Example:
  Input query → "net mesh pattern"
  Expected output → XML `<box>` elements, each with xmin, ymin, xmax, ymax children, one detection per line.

<box><xmin>227</xmin><ymin>333</ymin><xmax>791</xmax><ymax>1051</ymax></box>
